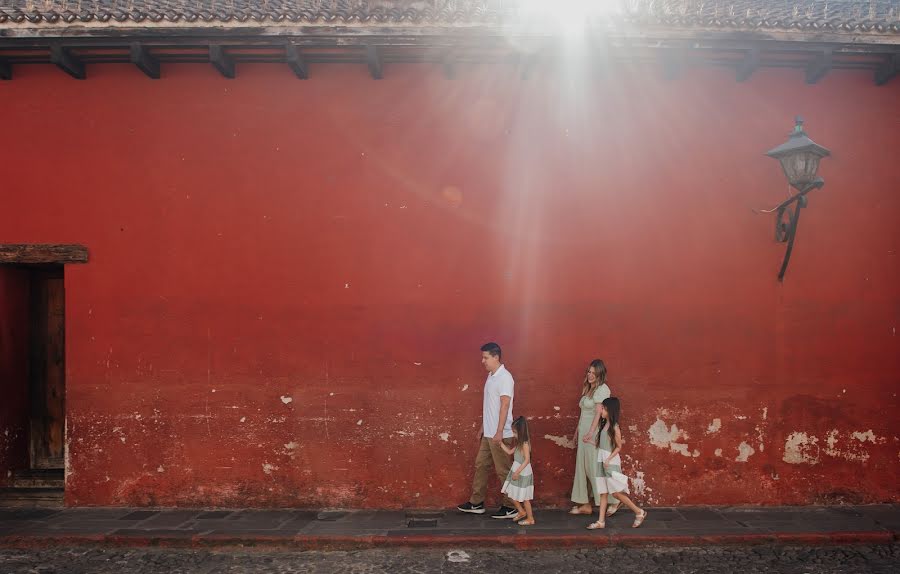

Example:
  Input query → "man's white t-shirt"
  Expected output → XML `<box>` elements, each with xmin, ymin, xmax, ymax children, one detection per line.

<box><xmin>483</xmin><ymin>364</ymin><xmax>515</xmax><ymax>438</ymax></box>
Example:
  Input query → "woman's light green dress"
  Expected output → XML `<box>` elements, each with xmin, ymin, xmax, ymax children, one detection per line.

<box><xmin>570</xmin><ymin>383</ymin><xmax>610</xmax><ymax>505</ymax></box>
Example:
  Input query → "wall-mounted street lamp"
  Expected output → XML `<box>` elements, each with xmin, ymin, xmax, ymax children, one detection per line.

<box><xmin>764</xmin><ymin>117</ymin><xmax>831</xmax><ymax>281</ymax></box>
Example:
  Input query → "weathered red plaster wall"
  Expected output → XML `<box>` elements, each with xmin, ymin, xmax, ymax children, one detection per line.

<box><xmin>0</xmin><ymin>60</ymin><xmax>897</xmax><ymax>507</ymax></box>
<box><xmin>0</xmin><ymin>267</ymin><xmax>30</xmax><ymax>486</ymax></box>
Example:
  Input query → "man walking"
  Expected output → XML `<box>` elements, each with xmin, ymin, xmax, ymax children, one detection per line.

<box><xmin>457</xmin><ymin>342</ymin><xmax>518</xmax><ymax>519</ymax></box>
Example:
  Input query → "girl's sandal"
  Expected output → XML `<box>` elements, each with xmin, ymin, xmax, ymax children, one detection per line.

<box><xmin>606</xmin><ymin>504</ymin><xmax>620</xmax><ymax>517</ymax></box>
<box><xmin>513</xmin><ymin>513</ymin><xmax>527</xmax><ymax>522</ymax></box>
<box><xmin>569</xmin><ymin>506</ymin><xmax>592</xmax><ymax>515</ymax></box>
<box><xmin>517</xmin><ymin>519</ymin><xmax>535</xmax><ymax>526</ymax></box>
<box><xmin>632</xmin><ymin>510</ymin><xmax>648</xmax><ymax>528</ymax></box>
<box><xmin>586</xmin><ymin>520</ymin><xmax>606</xmax><ymax>530</ymax></box>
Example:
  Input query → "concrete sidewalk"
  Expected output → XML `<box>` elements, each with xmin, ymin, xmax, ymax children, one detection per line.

<box><xmin>0</xmin><ymin>505</ymin><xmax>897</xmax><ymax>550</ymax></box>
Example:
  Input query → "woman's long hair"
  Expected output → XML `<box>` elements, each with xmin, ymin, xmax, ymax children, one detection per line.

<box><xmin>599</xmin><ymin>397</ymin><xmax>621</xmax><ymax>446</ymax></box>
<box><xmin>581</xmin><ymin>359</ymin><xmax>607</xmax><ymax>397</ymax></box>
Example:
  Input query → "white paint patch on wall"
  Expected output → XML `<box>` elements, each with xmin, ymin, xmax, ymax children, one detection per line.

<box><xmin>262</xmin><ymin>463</ymin><xmax>278</xmax><ymax>475</ymax></box>
<box><xmin>783</xmin><ymin>432</ymin><xmax>820</xmax><ymax>464</ymax></box>
<box><xmin>648</xmin><ymin>419</ymin><xmax>698</xmax><ymax>457</ymax></box>
<box><xmin>439</xmin><ymin>432</ymin><xmax>450</xmax><ymax>442</ymax></box>
<box><xmin>852</xmin><ymin>430</ymin><xmax>883</xmax><ymax>444</ymax></box>
<box><xmin>631</xmin><ymin>471</ymin><xmax>647</xmax><ymax>496</ymax></box>
<box><xmin>648</xmin><ymin>419</ymin><xmax>682</xmax><ymax>447</ymax></box>
<box><xmin>714</xmin><ymin>449</ymin><xmax>723</xmax><ymax>457</ymax></box>
<box><xmin>280</xmin><ymin>396</ymin><xmax>293</xmax><ymax>404</ymax></box>
<box><xmin>543</xmin><ymin>434</ymin><xmax>575</xmax><ymax>449</ymax></box>
<box><xmin>461</xmin><ymin>384</ymin><xmax>469</xmax><ymax>392</ymax></box>
<box><xmin>64</xmin><ymin>419</ymin><xmax>73</xmax><ymax>483</ymax></box>
<box><xmin>735</xmin><ymin>442</ymin><xmax>755</xmax><ymax>462</ymax></box>
<box><xmin>706</xmin><ymin>418</ymin><xmax>722</xmax><ymax>434</ymax></box>
<box><xmin>825</xmin><ymin>429</ymin><xmax>871</xmax><ymax>462</ymax></box>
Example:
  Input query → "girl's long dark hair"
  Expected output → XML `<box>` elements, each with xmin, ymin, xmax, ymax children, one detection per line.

<box><xmin>599</xmin><ymin>397</ymin><xmax>621</xmax><ymax>446</ymax></box>
<box><xmin>512</xmin><ymin>416</ymin><xmax>530</xmax><ymax>450</ymax></box>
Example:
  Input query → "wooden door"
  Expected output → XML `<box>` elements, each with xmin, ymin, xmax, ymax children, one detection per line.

<box><xmin>28</xmin><ymin>267</ymin><xmax>65</xmax><ymax>469</ymax></box>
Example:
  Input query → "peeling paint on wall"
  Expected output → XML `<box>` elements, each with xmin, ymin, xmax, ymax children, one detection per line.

<box><xmin>706</xmin><ymin>418</ymin><xmax>721</xmax><ymax>434</ymax></box>
<box><xmin>543</xmin><ymin>434</ymin><xmax>575</xmax><ymax>449</ymax></box>
<box><xmin>852</xmin><ymin>430</ymin><xmax>884</xmax><ymax>444</ymax></box>
<box><xmin>631</xmin><ymin>470</ymin><xmax>647</xmax><ymax>496</ymax></box>
<box><xmin>648</xmin><ymin>418</ymin><xmax>698</xmax><ymax>457</ymax></box>
<box><xmin>783</xmin><ymin>432</ymin><xmax>820</xmax><ymax>465</ymax></box>
<box><xmin>824</xmin><ymin>430</ymin><xmax>871</xmax><ymax>462</ymax></box>
<box><xmin>735</xmin><ymin>442</ymin><xmax>755</xmax><ymax>462</ymax></box>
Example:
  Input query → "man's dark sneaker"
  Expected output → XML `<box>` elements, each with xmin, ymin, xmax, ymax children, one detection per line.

<box><xmin>457</xmin><ymin>501</ymin><xmax>486</xmax><ymax>514</ymax></box>
<box><xmin>491</xmin><ymin>506</ymin><xmax>518</xmax><ymax>519</ymax></box>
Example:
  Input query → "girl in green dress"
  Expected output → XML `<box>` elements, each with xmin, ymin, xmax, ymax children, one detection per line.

<box><xmin>500</xmin><ymin>416</ymin><xmax>535</xmax><ymax>526</ymax></box>
<box><xmin>587</xmin><ymin>397</ymin><xmax>647</xmax><ymax>530</ymax></box>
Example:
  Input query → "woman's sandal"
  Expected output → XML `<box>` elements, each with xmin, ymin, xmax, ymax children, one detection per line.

<box><xmin>586</xmin><ymin>520</ymin><xmax>606</xmax><ymax>530</ymax></box>
<box><xmin>517</xmin><ymin>519</ymin><xmax>535</xmax><ymax>526</ymax></box>
<box><xmin>569</xmin><ymin>506</ymin><xmax>592</xmax><ymax>515</ymax></box>
<box><xmin>632</xmin><ymin>510</ymin><xmax>648</xmax><ymax>528</ymax></box>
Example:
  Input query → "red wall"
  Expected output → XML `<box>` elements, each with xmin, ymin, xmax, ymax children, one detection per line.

<box><xmin>0</xmin><ymin>267</ymin><xmax>30</xmax><ymax>486</ymax></box>
<box><xmin>0</xmin><ymin>60</ymin><xmax>897</xmax><ymax>507</ymax></box>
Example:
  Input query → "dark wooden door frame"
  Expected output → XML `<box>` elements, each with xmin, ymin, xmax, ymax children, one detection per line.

<box><xmin>28</xmin><ymin>267</ymin><xmax>66</xmax><ymax>469</ymax></box>
<box><xmin>0</xmin><ymin>244</ymin><xmax>86</xmax><ymax>472</ymax></box>
<box><xmin>0</xmin><ymin>244</ymin><xmax>88</xmax><ymax>265</ymax></box>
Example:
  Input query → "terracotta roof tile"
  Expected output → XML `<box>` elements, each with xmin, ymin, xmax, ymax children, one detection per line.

<box><xmin>0</xmin><ymin>1</ymin><xmax>897</xmax><ymax>33</ymax></box>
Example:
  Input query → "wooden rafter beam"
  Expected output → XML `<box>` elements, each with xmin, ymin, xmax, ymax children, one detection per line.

<box><xmin>736</xmin><ymin>48</ymin><xmax>760</xmax><ymax>82</ymax></box>
<box><xmin>0</xmin><ymin>59</ymin><xmax>10</xmax><ymax>80</ymax></box>
<box><xmin>805</xmin><ymin>48</ymin><xmax>832</xmax><ymax>84</ymax></box>
<box><xmin>209</xmin><ymin>45</ymin><xmax>235</xmax><ymax>78</ymax></box>
<box><xmin>366</xmin><ymin>45</ymin><xmax>383</xmax><ymax>79</ymax></box>
<box><xmin>130</xmin><ymin>43</ymin><xmax>160</xmax><ymax>79</ymax></box>
<box><xmin>0</xmin><ymin>244</ymin><xmax>89</xmax><ymax>264</ymax></box>
<box><xmin>874</xmin><ymin>53</ymin><xmax>899</xmax><ymax>85</ymax></box>
<box><xmin>50</xmin><ymin>45</ymin><xmax>85</xmax><ymax>79</ymax></box>
<box><xmin>285</xmin><ymin>44</ymin><xmax>308</xmax><ymax>79</ymax></box>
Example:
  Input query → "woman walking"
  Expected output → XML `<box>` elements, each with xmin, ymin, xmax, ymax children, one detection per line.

<box><xmin>569</xmin><ymin>359</ymin><xmax>617</xmax><ymax>515</ymax></box>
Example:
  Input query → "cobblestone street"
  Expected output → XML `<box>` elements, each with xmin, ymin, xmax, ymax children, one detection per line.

<box><xmin>1</xmin><ymin>545</ymin><xmax>898</xmax><ymax>574</ymax></box>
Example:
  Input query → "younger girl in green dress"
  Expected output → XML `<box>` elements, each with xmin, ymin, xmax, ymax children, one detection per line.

<box><xmin>500</xmin><ymin>416</ymin><xmax>535</xmax><ymax>526</ymax></box>
<box><xmin>587</xmin><ymin>397</ymin><xmax>647</xmax><ymax>530</ymax></box>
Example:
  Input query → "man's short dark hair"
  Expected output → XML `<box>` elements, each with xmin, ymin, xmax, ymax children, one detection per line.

<box><xmin>480</xmin><ymin>342</ymin><xmax>501</xmax><ymax>359</ymax></box>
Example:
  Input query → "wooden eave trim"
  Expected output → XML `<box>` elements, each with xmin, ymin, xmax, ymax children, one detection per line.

<box><xmin>0</xmin><ymin>24</ymin><xmax>898</xmax><ymax>45</ymax></box>
<box><xmin>0</xmin><ymin>244</ymin><xmax>89</xmax><ymax>264</ymax></box>
<box><xmin>0</xmin><ymin>33</ymin><xmax>896</xmax><ymax>84</ymax></box>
